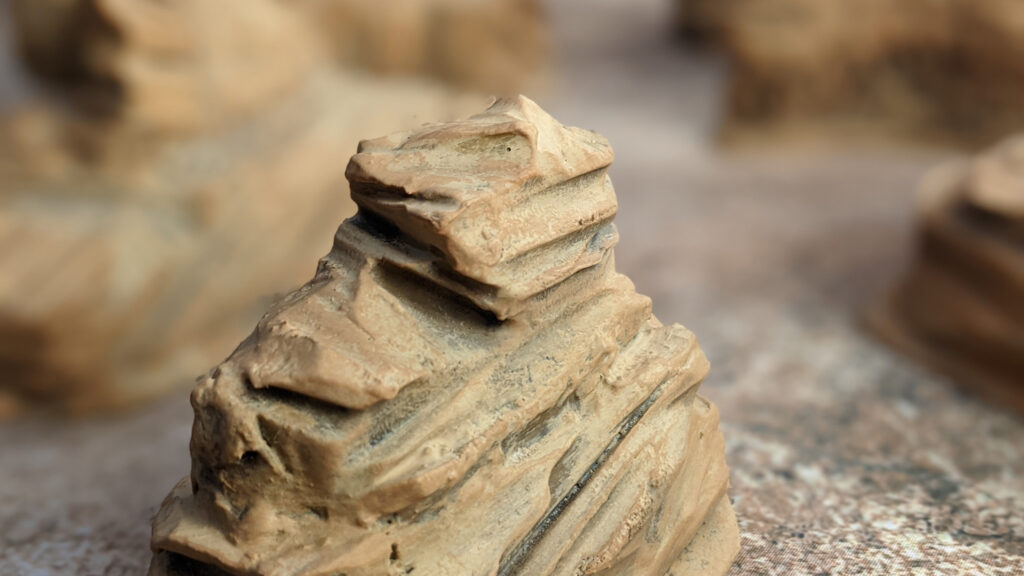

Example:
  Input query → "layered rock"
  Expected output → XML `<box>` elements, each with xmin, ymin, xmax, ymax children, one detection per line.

<box><xmin>869</xmin><ymin>135</ymin><xmax>1024</xmax><ymax>412</ymax></box>
<box><xmin>148</xmin><ymin>96</ymin><xmax>740</xmax><ymax>575</ymax></box>
<box><xmin>679</xmin><ymin>0</ymin><xmax>1024</xmax><ymax>146</ymax></box>
<box><xmin>0</xmin><ymin>0</ymin><xmax>480</xmax><ymax>416</ymax></box>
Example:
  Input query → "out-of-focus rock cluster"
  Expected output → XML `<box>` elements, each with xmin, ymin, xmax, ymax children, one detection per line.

<box><xmin>0</xmin><ymin>0</ymin><xmax>554</xmax><ymax>416</ymax></box>
<box><xmin>870</xmin><ymin>135</ymin><xmax>1024</xmax><ymax>412</ymax></box>
<box><xmin>679</xmin><ymin>0</ymin><xmax>1024</xmax><ymax>146</ymax></box>
<box><xmin>291</xmin><ymin>0</ymin><xmax>549</xmax><ymax>93</ymax></box>
<box><xmin>11</xmin><ymin>0</ymin><xmax>549</xmax><ymax>98</ymax></box>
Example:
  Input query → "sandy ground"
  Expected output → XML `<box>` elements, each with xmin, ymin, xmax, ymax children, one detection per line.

<box><xmin>1</xmin><ymin>1</ymin><xmax>1022</xmax><ymax>574</ymax></box>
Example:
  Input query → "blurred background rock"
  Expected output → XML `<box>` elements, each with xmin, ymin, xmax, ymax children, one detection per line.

<box><xmin>0</xmin><ymin>0</ymin><xmax>1021</xmax><ymax>574</ymax></box>
<box><xmin>679</xmin><ymin>0</ymin><xmax>1024</xmax><ymax>148</ymax></box>
<box><xmin>868</xmin><ymin>135</ymin><xmax>1024</xmax><ymax>414</ymax></box>
<box><xmin>0</xmin><ymin>0</ymin><xmax>526</xmax><ymax>416</ymax></box>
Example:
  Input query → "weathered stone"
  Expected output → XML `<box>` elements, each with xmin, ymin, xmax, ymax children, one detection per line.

<box><xmin>0</xmin><ymin>71</ymin><xmax>479</xmax><ymax>416</ymax></box>
<box><xmin>0</xmin><ymin>0</ymin><xmax>481</xmax><ymax>416</ymax></box>
<box><xmin>10</xmin><ymin>0</ymin><xmax>322</xmax><ymax>133</ymax></box>
<box><xmin>147</xmin><ymin>96</ymin><xmax>739</xmax><ymax>576</ymax></box>
<box><xmin>869</xmin><ymin>135</ymin><xmax>1024</xmax><ymax>413</ymax></box>
<box><xmin>11</xmin><ymin>0</ymin><xmax>550</xmax><ymax>96</ymax></box>
<box><xmin>290</xmin><ymin>0</ymin><xmax>550</xmax><ymax>93</ymax></box>
<box><xmin>679</xmin><ymin>0</ymin><xmax>1024</xmax><ymax>146</ymax></box>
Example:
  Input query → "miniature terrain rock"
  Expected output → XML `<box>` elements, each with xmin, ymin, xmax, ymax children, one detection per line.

<box><xmin>11</xmin><ymin>0</ymin><xmax>550</xmax><ymax>96</ymax></box>
<box><xmin>678</xmin><ymin>0</ymin><xmax>1024</xmax><ymax>147</ymax></box>
<box><xmin>9</xmin><ymin>0</ymin><xmax>322</xmax><ymax>133</ymax></box>
<box><xmin>147</xmin><ymin>96</ymin><xmax>740</xmax><ymax>576</ymax></box>
<box><xmin>0</xmin><ymin>0</ymin><xmax>480</xmax><ymax>417</ymax></box>
<box><xmin>291</xmin><ymin>0</ymin><xmax>550</xmax><ymax>93</ymax></box>
<box><xmin>869</xmin><ymin>135</ymin><xmax>1024</xmax><ymax>413</ymax></box>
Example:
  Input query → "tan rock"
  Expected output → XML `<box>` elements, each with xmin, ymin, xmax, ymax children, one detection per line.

<box><xmin>869</xmin><ymin>135</ymin><xmax>1024</xmax><ymax>413</ymax></box>
<box><xmin>965</xmin><ymin>135</ymin><xmax>1024</xmax><ymax>219</ymax></box>
<box><xmin>11</xmin><ymin>0</ymin><xmax>323</xmax><ymax>133</ymax></box>
<box><xmin>680</xmin><ymin>0</ymin><xmax>1024</xmax><ymax>146</ymax></box>
<box><xmin>291</xmin><ymin>0</ymin><xmax>550</xmax><ymax>93</ymax></box>
<box><xmin>0</xmin><ymin>70</ymin><xmax>480</xmax><ymax>415</ymax></box>
<box><xmin>147</xmin><ymin>96</ymin><xmax>739</xmax><ymax>575</ymax></box>
<box><xmin>11</xmin><ymin>0</ymin><xmax>550</xmax><ymax>96</ymax></box>
<box><xmin>0</xmin><ymin>0</ymin><xmax>483</xmax><ymax>415</ymax></box>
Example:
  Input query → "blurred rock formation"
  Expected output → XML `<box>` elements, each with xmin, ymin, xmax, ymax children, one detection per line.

<box><xmin>10</xmin><ymin>0</ymin><xmax>321</xmax><ymax>132</ymax></box>
<box><xmin>148</xmin><ymin>96</ymin><xmax>740</xmax><ymax>576</ymax></box>
<box><xmin>869</xmin><ymin>135</ymin><xmax>1024</xmax><ymax>412</ymax></box>
<box><xmin>679</xmin><ymin>0</ymin><xmax>1024</xmax><ymax>146</ymax></box>
<box><xmin>11</xmin><ymin>0</ymin><xmax>550</xmax><ymax>96</ymax></box>
<box><xmin>0</xmin><ymin>0</ymin><xmax>480</xmax><ymax>416</ymax></box>
<box><xmin>291</xmin><ymin>0</ymin><xmax>549</xmax><ymax>93</ymax></box>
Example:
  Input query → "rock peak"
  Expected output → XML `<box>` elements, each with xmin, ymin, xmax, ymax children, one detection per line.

<box><xmin>346</xmin><ymin>95</ymin><xmax>618</xmax><ymax>318</ymax></box>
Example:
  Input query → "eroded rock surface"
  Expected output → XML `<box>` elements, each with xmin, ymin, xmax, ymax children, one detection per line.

<box><xmin>869</xmin><ymin>135</ymin><xmax>1024</xmax><ymax>412</ymax></box>
<box><xmin>148</xmin><ymin>96</ymin><xmax>739</xmax><ymax>576</ymax></box>
<box><xmin>679</xmin><ymin>0</ymin><xmax>1024</xmax><ymax>146</ymax></box>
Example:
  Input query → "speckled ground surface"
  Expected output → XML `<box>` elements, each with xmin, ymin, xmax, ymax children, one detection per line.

<box><xmin>1</xmin><ymin>1</ymin><xmax>1023</xmax><ymax>575</ymax></box>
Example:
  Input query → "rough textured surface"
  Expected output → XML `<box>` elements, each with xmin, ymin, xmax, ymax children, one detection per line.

<box><xmin>148</xmin><ymin>96</ymin><xmax>739</xmax><ymax>576</ymax></box>
<box><xmin>868</xmin><ymin>135</ymin><xmax>1024</xmax><ymax>413</ymax></box>
<box><xmin>2</xmin><ymin>1</ymin><xmax>1023</xmax><ymax>574</ymax></box>
<box><xmin>678</xmin><ymin>0</ymin><xmax>1024</xmax><ymax>147</ymax></box>
<box><xmin>0</xmin><ymin>0</ymin><xmax>480</xmax><ymax>416</ymax></box>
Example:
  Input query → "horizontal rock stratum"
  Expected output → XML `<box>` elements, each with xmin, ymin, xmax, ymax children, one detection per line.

<box><xmin>148</xmin><ymin>96</ymin><xmax>740</xmax><ymax>576</ymax></box>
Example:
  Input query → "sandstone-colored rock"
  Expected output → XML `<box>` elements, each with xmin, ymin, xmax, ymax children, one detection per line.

<box><xmin>0</xmin><ymin>0</ymin><xmax>483</xmax><ymax>416</ymax></box>
<box><xmin>291</xmin><ymin>0</ymin><xmax>549</xmax><ymax>93</ymax></box>
<box><xmin>869</xmin><ymin>135</ymin><xmax>1024</xmax><ymax>413</ymax></box>
<box><xmin>679</xmin><ymin>0</ymin><xmax>1024</xmax><ymax>146</ymax></box>
<box><xmin>11</xmin><ymin>0</ymin><xmax>550</xmax><ymax>96</ymax></box>
<box><xmin>965</xmin><ymin>135</ymin><xmax>1024</xmax><ymax>219</ymax></box>
<box><xmin>0</xmin><ymin>70</ymin><xmax>480</xmax><ymax>416</ymax></box>
<box><xmin>10</xmin><ymin>0</ymin><xmax>322</xmax><ymax>133</ymax></box>
<box><xmin>147</xmin><ymin>96</ymin><xmax>739</xmax><ymax>576</ymax></box>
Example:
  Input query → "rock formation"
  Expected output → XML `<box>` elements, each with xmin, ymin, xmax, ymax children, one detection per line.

<box><xmin>0</xmin><ymin>0</ymin><xmax>479</xmax><ymax>416</ymax></box>
<box><xmin>10</xmin><ymin>0</ymin><xmax>550</xmax><ymax>96</ymax></box>
<box><xmin>9</xmin><ymin>0</ymin><xmax>322</xmax><ymax>133</ymax></box>
<box><xmin>678</xmin><ymin>0</ymin><xmax>1024</xmax><ymax>146</ymax></box>
<box><xmin>290</xmin><ymin>0</ymin><xmax>549</xmax><ymax>94</ymax></box>
<box><xmin>869</xmin><ymin>135</ymin><xmax>1024</xmax><ymax>413</ymax></box>
<box><xmin>148</xmin><ymin>96</ymin><xmax>740</xmax><ymax>576</ymax></box>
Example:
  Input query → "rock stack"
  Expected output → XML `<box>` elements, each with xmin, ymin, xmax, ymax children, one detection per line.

<box><xmin>870</xmin><ymin>135</ymin><xmax>1024</xmax><ymax>412</ymax></box>
<box><xmin>0</xmin><ymin>0</ymin><xmax>479</xmax><ymax>416</ymax></box>
<box><xmin>148</xmin><ymin>97</ymin><xmax>739</xmax><ymax>576</ymax></box>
